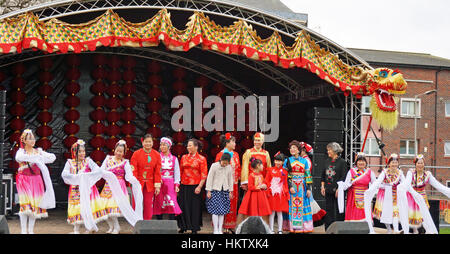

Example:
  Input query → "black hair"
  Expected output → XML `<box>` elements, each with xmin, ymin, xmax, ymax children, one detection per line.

<box><xmin>220</xmin><ymin>152</ymin><xmax>231</xmax><ymax>162</ymax></box>
<box><xmin>220</xmin><ymin>134</ymin><xmax>236</xmax><ymax>148</ymax></box>
<box><xmin>274</xmin><ymin>153</ymin><xmax>285</xmax><ymax>162</ymax></box>
<box><xmin>250</xmin><ymin>158</ymin><xmax>263</xmax><ymax>169</ymax></box>
<box><xmin>355</xmin><ymin>155</ymin><xmax>368</xmax><ymax>165</ymax></box>
<box><xmin>188</xmin><ymin>138</ymin><xmax>203</xmax><ymax>150</ymax></box>
<box><xmin>143</xmin><ymin>133</ymin><xmax>153</xmax><ymax>141</ymax></box>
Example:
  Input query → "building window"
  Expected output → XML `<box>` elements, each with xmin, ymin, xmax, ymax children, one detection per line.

<box><xmin>361</xmin><ymin>96</ymin><xmax>372</xmax><ymax>115</ymax></box>
<box><xmin>400</xmin><ymin>139</ymin><xmax>416</xmax><ymax>157</ymax></box>
<box><xmin>362</xmin><ymin>138</ymin><xmax>381</xmax><ymax>156</ymax></box>
<box><xmin>445</xmin><ymin>141</ymin><xmax>450</xmax><ymax>157</ymax></box>
<box><xmin>445</xmin><ymin>101</ymin><xmax>450</xmax><ymax>117</ymax></box>
<box><xmin>400</xmin><ymin>98</ymin><xmax>420</xmax><ymax>118</ymax></box>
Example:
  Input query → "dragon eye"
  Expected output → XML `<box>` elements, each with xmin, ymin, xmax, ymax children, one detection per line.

<box><xmin>379</xmin><ymin>70</ymin><xmax>388</xmax><ymax>78</ymax></box>
<box><xmin>392</xmin><ymin>71</ymin><xmax>398</xmax><ymax>76</ymax></box>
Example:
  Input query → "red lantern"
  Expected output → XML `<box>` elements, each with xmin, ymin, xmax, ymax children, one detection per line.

<box><xmin>107</xmin><ymin>111</ymin><xmax>121</xmax><ymax>123</ymax></box>
<box><xmin>106</xmin><ymin>137</ymin><xmax>119</xmax><ymax>150</ymax></box>
<box><xmin>173</xmin><ymin>67</ymin><xmax>186</xmax><ymax>79</ymax></box>
<box><xmin>148</xmin><ymin>87</ymin><xmax>162</xmax><ymax>98</ymax></box>
<box><xmin>196</xmin><ymin>76</ymin><xmax>209</xmax><ymax>87</ymax></box>
<box><xmin>36</xmin><ymin>125</ymin><xmax>53</xmax><ymax>137</ymax></box>
<box><xmin>122</xmin><ymin>70</ymin><xmax>136</xmax><ymax>81</ymax></box>
<box><xmin>121</xmin><ymin>109</ymin><xmax>136</xmax><ymax>122</ymax></box>
<box><xmin>64</xmin><ymin>123</ymin><xmax>80</xmax><ymax>135</ymax></box>
<box><xmin>241</xmin><ymin>137</ymin><xmax>253</xmax><ymax>150</ymax></box>
<box><xmin>107</xmin><ymin>56</ymin><xmax>122</xmax><ymax>69</ymax></box>
<box><xmin>38</xmin><ymin>72</ymin><xmax>54</xmax><ymax>83</ymax></box>
<box><xmin>194</xmin><ymin>129</ymin><xmax>208</xmax><ymax>139</ymax></box>
<box><xmin>11</xmin><ymin>78</ymin><xmax>26</xmax><ymax>89</ymax></box>
<box><xmin>90</xmin><ymin>136</ymin><xmax>105</xmax><ymax>148</ymax></box>
<box><xmin>9</xmin><ymin>104</ymin><xmax>25</xmax><ymax>117</ymax></box>
<box><xmin>147</xmin><ymin>101</ymin><xmax>162</xmax><ymax>112</ymax></box>
<box><xmin>122</xmin><ymin>96</ymin><xmax>136</xmax><ymax>108</ymax></box>
<box><xmin>63</xmin><ymin>109</ymin><xmax>80</xmax><ymax>122</ymax></box>
<box><xmin>210</xmin><ymin>146</ymin><xmax>221</xmax><ymax>159</ymax></box>
<box><xmin>90</xmin><ymin>81</ymin><xmax>106</xmax><ymax>94</ymax></box>
<box><xmin>172</xmin><ymin>80</ymin><xmax>187</xmax><ymax>92</ymax></box>
<box><xmin>146</xmin><ymin>113</ymin><xmax>161</xmax><ymax>125</ymax></box>
<box><xmin>36</xmin><ymin>138</ymin><xmax>52</xmax><ymax>150</ymax></box>
<box><xmin>65</xmin><ymin>95</ymin><xmax>81</xmax><ymax>108</ymax></box>
<box><xmin>12</xmin><ymin>63</ymin><xmax>26</xmax><ymax>75</ymax></box>
<box><xmin>147</xmin><ymin>75</ymin><xmax>163</xmax><ymax>86</ymax></box>
<box><xmin>38</xmin><ymin>111</ymin><xmax>53</xmax><ymax>123</ymax></box>
<box><xmin>65</xmin><ymin>68</ymin><xmax>81</xmax><ymax>81</ymax></box>
<box><xmin>122</xmin><ymin>83</ymin><xmax>136</xmax><ymax>95</ymax></box>
<box><xmin>172</xmin><ymin>144</ymin><xmax>186</xmax><ymax>157</ymax></box>
<box><xmin>212</xmin><ymin>83</ymin><xmax>227</xmax><ymax>95</ymax></box>
<box><xmin>121</xmin><ymin>123</ymin><xmax>136</xmax><ymax>136</ymax></box>
<box><xmin>65</xmin><ymin>81</ymin><xmax>81</xmax><ymax>94</ymax></box>
<box><xmin>10</xmin><ymin>90</ymin><xmax>26</xmax><ymax>103</ymax></box>
<box><xmin>37</xmin><ymin>98</ymin><xmax>53</xmax><ymax>110</ymax></box>
<box><xmin>38</xmin><ymin>84</ymin><xmax>53</xmax><ymax>97</ymax></box>
<box><xmin>90</xmin><ymin>149</ymin><xmax>106</xmax><ymax>163</ymax></box>
<box><xmin>63</xmin><ymin>136</ymin><xmax>78</xmax><ymax>148</ymax></box>
<box><xmin>124</xmin><ymin>136</ymin><xmax>136</xmax><ymax>149</ymax></box>
<box><xmin>106</xmin><ymin>97</ymin><xmax>121</xmax><ymax>110</ymax></box>
<box><xmin>89</xmin><ymin>109</ymin><xmax>106</xmax><ymax>122</ymax></box>
<box><xmin>153</xmin><ymin>139</ymin><xmax>160</xmax><ymax>150</ymax></box>
<box><xmin>211</xmin><ymin>134</ymin><xmax>221</xmax><ymax>146</ymax></box>
<box><xmin>93</xmin><ymin>55</ymin><xmax>107</xmax><ymax>66</ymax></box>
<box><xmin>147</xmin><ymin>126</ymin><xmax>162</xmax><ymax>138</ymax></box>
<box><xmin>91</xmin><ymin>67</ymin><xmax>107</xmax><ymax>80</ymax></box>
<box><xmin>105</xmin><ymin>124</ymin><xmax>121</xmax><ymax>137</ymax></box>
<box><xmin>199</xmin><ymin>139</ymin><xmax>209</xmax><ymax>151</ymax></box>
<box><xmin>123</xmin><ymin>56</ymin><xmax>137</xmax><ymax>69</ymax></box>
<box><xmin>89</xmin><ymin>122</ymin><xmax>105</xmax><ymax>135</ymax></box>
<box><xmin>172</xmin><ymin>131</ymin><xmax>186</xmax><ymax>143</ymax></box>
<box><xmin>90</xmin><ymin>95</ymin><xmax>105</xmax><ymax>108</ymax></box>
<box><xmin>107</xmin><ymin>70</ymin><xmax>122</xmax><ymax>83</ymax></box>
<box><xmin>10</xmin><ymin>118</ymin><xmax>25</xmax><ymax>131</ymax></box>
<box><xmin>9</xmin><ymin>132</ymin><xmax>21</xmax><ymax>144</ymax></box>
<box><xmin>106</xmin><ymin>83</ymin><xmax>121</xmax><ymax>97</ymax></box>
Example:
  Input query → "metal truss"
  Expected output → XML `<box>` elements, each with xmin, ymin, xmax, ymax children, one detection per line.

<box><xmin>0</xmin><ymin>46</ymin><xmax>256</xmax><ymax>96</ymax></box>
<box><xmin>206</xmin><ymin>49</ymin><xmax>302</xmax><ymax>95</ymax></box>
<box><xmin>278</xmin><ymin>82</ymin><xmax>338</xmax><ymax>106</ymax></box>
<box><xmin>0</xmin><ymin>0</ymin><xmax>371</xmax><ymax>69</ymax></box>
<box><xmin>344</xmin><ymin>93</ymin><xmax>363</xmax><ymax>166</ymax></box>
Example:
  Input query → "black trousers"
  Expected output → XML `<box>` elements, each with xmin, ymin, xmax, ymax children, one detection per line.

<box><xmin>323</xmin><ymin>193</ymin><xmax>344</xmax><ymax>230</ymax></box>
<box><xmin>177</xmin><ymin>184</ymin><xmax>203</xmax><ymax>232</ymax></box>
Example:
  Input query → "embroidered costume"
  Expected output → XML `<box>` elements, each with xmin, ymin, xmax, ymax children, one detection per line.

<box><xmin>284</xmin><ymin>156</ymin><xmax>313</xmax><ymax>233</ymax></box>
<box><xmin>241</xmin><ymin>147</ymin><xmax>271</xmax><ymax>185</ymax></box>
<box><xmin>153</xmin><ymin>151</ymin><xmax>181</xmax><ymax>216</ymax></box>
<box><xmin>338</xmin><ymin>167</ymin><xmax>376</xmax><ymax>221</ymax></box>
<box><xmin>215</xmin><ymin>148</ymin><xmax>241</xmax><ymax>229</ymax></box>
<box><xmin>61</xmin><ymin>157</ymin><xmax>107</xmax><ymax>226</ymax></box>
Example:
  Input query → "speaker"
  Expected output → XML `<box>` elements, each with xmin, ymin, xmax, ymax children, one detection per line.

<box><xmin>133</xmin><ymin>220</ymin><xmax>178</xmax><ymax>234</ymax></box>
<box><xmin>0</xmin><ymin>215</ymin><xmax>9</xmax><ymax>234</ymax></box>
<box><xmin>325</xmin><ymin>221</ymin><xmax>369</xmax><ymax>234</ymax></box>
<box><xmin>429</xmin><ymin>199</ymin><xmax>440</xmax><ymax>232</ymax></box>
<box><xmin>306</xmin><ymin>118</ymin><xmax>344</xmax><ymax>131</ymax></box>
<box><xmin>305</xmin><ymin>130</ymin><xmax>344</xmax><ymax>143</ymax></box>
<box><xmin>307</xmin><ymin>107</ymin><xmax>344</xmax><ymax>120</ymax></box>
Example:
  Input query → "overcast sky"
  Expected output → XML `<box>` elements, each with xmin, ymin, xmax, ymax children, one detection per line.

<box><xmin>281</xmin><ymin>0</ymin><xmax>450</xmax><ymax>60</ymax></box>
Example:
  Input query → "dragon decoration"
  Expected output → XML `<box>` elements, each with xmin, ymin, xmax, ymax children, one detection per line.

<box><xmin>0</xmin><ymin>9</ymin><xmax>407</xmax><ymax>130</ymax></box>
<box><xmin>351</xmin><ymin>67</ymin><xmax>407</xmax><ymax>130</ymax></box>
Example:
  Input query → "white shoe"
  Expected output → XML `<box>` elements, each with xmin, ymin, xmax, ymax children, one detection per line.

<box><xmin>112</xmin><ymin>229</ymin><xmax>120</xmax><ymax>234</ymax></box>
<box><xmin>106</xmin><ymin>228</ymin><xmax>113</xmax><ymax>234</ymax></box>
<box><xmin>277</xmin><ymin>231</ymin><xmax>283</xmax><ymax>234</ymax></box>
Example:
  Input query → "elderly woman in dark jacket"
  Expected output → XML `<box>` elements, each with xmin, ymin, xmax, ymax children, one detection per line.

<box><xmin>320</xmin><ymin>142</ymin><xmax>348</xmax><ymax>230</ymax></box>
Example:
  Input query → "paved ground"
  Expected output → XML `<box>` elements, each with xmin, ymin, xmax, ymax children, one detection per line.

<box><xmin>5</xmin><ymin>207</ymin><xmax>390</xmax><ymax>234</ymax></box>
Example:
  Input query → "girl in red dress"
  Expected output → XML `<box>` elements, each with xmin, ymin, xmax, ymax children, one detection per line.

<box><xmin>238</xmin><ymin>158</ymin><xmax>272</xmax><ymax>224</ymax></box>
<box><xmin>265</xmin><ymin>152</ymin><xmax>289</xmax><ymax>234</ymax></box>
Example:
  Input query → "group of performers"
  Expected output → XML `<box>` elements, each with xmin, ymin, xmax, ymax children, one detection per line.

<box><xmin>13</xmin><ymin>127</ymin><xmax>450</xmax><ymax>234</ymax></box>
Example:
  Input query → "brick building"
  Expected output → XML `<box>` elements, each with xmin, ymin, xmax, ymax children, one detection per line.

<box><xmin>349</xmin><ymin>48</ymin><xmax>450</xmax><ymax>187</ymax></box>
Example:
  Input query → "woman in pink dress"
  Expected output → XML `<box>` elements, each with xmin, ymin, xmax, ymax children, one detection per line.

<box><xmin>337</xmin><ymin>152</ymin><xmax>376</xmax><ymax>221</ymax></box>
<box><xmin>15</xmin><ymin>129</ymin><xmax>56</xmax><ymax>234</ymax></box>
<box><xmin>153</xmin><ymin>137</ymin><xmax>182</xmax><ymax>219</ymax></box>
<box><xmin>99</xmin><ymin>140</ymin><xmax>142</xmax><ymax>234</ymax></box>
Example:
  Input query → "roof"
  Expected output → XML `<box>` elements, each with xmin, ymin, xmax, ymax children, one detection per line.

<box><xmin>225</xmin><ymin>0</ymin><xmax>308</xmax><ymax>25</ymax></box>
<box><xmin>348</xmin><ymin>48</ymin><xmax>450</xmax><ymax>69</ymax></box>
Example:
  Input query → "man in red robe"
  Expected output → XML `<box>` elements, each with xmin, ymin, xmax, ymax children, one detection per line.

<box><xmin>131</xmin><ymin>134</ymin><xmax>162</xmax><ymax>220</ymax></box>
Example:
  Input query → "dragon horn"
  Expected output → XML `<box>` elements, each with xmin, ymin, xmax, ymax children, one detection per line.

<box><xmin>351</xmin><ymin>66</ymin><xmax>370</xmax><ymax>81</ymax></box>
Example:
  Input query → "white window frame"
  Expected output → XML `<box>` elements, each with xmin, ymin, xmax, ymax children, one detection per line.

<box><xmin>400</xmin><ymin>98</ymin><xmax>421</xmax><ymax>118</ymax></box>
<box><xmin>362</xmin><ymin>137</ymin><xmax>381</xmax><ymax>156</ymax></box>
<box><xmin>445</xmin><ymin>101</ymin><xmax>450</xmax><ymax>117</ymax></box>
<box><xmin>361</xmin><ymin>96</ymin><xmax>372</xmax><ymax>115</ymax></box>
<box><xmin>445</xmin><ymin>141</ymin><xmax>450</xmax><ymax>157</ymax></box>
<box><xmin>447</xmin><ymin>180</ymin><xmax>450</xmax><ymax>188</ymax></box>
<box><xmin>400</xmin><ymin>139</ymin><xmax>417</xmax><ymax>157</ymax></box>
